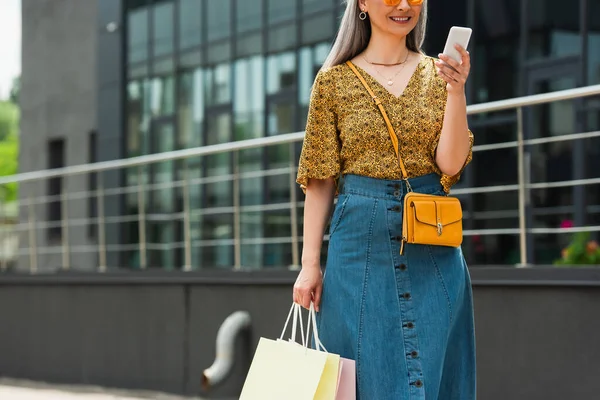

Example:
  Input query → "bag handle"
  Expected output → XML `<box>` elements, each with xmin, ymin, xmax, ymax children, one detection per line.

<box><xmin>305</xmin><ymin>302</ymin><xmax>327</xmax><ymax>353</ymax></box>
<box><xmin>280</xmin><ymin>303</ymin><xmax>306</xmax><ymax>346</ymax></box>
<box><xmin>345</xmin><ymin>61</ymin><xmax>412</xmax><ymax>191</ymax></box>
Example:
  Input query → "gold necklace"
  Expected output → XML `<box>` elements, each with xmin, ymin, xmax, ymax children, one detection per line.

<box><xmin>363</xmin><ymin>51</ymin><xmax>410</xmax><ymax>86</ymax></box>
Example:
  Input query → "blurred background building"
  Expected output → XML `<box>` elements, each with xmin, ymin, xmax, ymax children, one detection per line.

<box><xmin>15</xmin><ymin>0</ymin><xmax>600</xmax><ymax>272</ymax></box>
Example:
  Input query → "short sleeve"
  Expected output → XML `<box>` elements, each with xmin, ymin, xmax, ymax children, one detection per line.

<box><xmin>439</xmin><ymin>129</ymin><xmax>474</xmax><ymax>192</ymax></box>
<box><xmin>296</xmin><ymin>70</ymin><xmax>341</xmax><ymax>192</ymax></box>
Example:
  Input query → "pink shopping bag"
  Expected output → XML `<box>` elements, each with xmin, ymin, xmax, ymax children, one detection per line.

<box><xmin>308</xmin><ymin>302</ymin><xmax>356</xmax><ymax>400</ymax></box>
<box><xmin>336</xmin><ymin>357</ymin><xmax>356</xmax><ymax>400</ymax></box>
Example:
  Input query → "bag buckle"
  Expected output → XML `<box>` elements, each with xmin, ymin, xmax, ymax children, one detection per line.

<box><xmin>437</xmin><ymin>223</ymin><xmax>443</xmax><ymax>236</ymax></box>
<box><xmin>404</xmin><ymin>178</ymin><xmax>413</xmax><ymax>193</ymax></box>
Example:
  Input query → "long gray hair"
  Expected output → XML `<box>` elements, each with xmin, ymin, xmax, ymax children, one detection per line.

<box><xmin>321</xmin><ymin>0</ymin><xmax>428</xmax><ymax>69</ymax></box>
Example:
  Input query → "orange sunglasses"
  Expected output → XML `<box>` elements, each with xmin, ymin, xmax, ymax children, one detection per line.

<box><xmin>383</xmin><ymin>0</ymin><xmax>424</xmax><ymax>6</ymax></box>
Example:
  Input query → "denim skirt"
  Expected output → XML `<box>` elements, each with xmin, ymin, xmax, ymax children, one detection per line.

<box><xmin>317</xmin><ymin>173</ymin><xmax>476</xmax><ymax>400</ymax></box>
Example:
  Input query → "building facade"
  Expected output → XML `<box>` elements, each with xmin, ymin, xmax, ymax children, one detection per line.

<box><xmin>19</xmin><ymin>0</ymin><xmax>600</xmax><ymax>271</ymax></box>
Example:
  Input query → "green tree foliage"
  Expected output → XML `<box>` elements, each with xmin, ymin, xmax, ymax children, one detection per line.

<box><xmin>555</xmin><ymin>232</ymin><xmax>600</xmax><ymax>266</ymax></box>
<box><xmin>0</xmin><ymin>101</ymin><xmax>19</xmax><ymax>203</ymax></box>
<box><xmin>9</xmin><ymin>76</ymin><xmax>20</xmax><ymax>104</ymax></box>
<box><xmin>0</xmin><ymin>101</ymin><xmax>18</xmax><ymax>141</ymax></box>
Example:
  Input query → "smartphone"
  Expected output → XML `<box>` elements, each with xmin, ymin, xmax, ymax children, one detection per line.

<box><xmin>442</xmin><ymin>26</ymin><xmax>472</xmax><ymax>63</ymax></box>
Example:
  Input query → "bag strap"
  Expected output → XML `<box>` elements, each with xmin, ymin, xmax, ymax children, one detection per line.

<box><xmin>345</xmin><ymin>61</ymin><xmax>410</xmax><ymax>185</ymax></box>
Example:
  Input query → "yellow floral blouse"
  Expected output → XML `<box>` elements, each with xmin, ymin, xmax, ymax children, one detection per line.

<box><xmin>296</xmin><ymin>55</ymin><xmax>474</xmax><ymax>194</ymax></box>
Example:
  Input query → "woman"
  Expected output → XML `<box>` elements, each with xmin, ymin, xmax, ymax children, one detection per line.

<box><xmin>293</xmin><ymin>0</ymin><xmax>476</xmax><ymax>398</ymax></box>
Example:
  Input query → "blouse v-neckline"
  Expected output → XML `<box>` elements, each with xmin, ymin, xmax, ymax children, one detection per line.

<box><xmin>348</xmin><ymin>56</ymin><xmax>426</xmax><ymax>101</ymax></box>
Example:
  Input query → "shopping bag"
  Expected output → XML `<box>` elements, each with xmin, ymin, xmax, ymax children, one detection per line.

<box><xmin>307</xmin><ymin>303</ymin><xmax>356</xmax><ymax>400</ymax></box>
<box><xmin>239</xmin><ymin>303</ymin><xmax>341</xmax><ymax>400</ymax></box>
<box><xmin>336</xmin><ymin>357</ymin><xmax>356</xmax><ymax>400</ymax></box>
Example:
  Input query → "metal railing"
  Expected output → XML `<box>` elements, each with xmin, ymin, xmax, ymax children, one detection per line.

<box><xmin>0</xmin><ymin>84</ymin><xmax>599</xmax><ymax>273</ymax></box>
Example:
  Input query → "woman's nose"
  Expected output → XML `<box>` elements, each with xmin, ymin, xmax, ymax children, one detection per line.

<box><xmin>396</xmin><ymin>0</ymin><xmax>410</xmax><ymax>11</ymax></box>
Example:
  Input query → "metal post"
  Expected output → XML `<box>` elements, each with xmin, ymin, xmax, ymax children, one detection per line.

<box><xmin>61</xmin><ymin>185</ymin><xmax>70</xmax><ymax>270</ymax></box>
<box><xmin>137</xmin><ymin>166</ymin><xmax>147</xmax><ymax>269</ymax></box>
<box><xmin>0</xmin><ymin>202</ymin><xmax>6</xmax><ymax>272</ymax></box>
<box><xmin>28</xmin><ymin>197</ymin><xmax>38</xmax><ymax>274</ymax></box>
<box><xmin>97</xmin><ymin>174</ymin><xmax>107</xmax><ymax>272</ymax></box>
<box><xmin>516</xmin><ymin>107</ymin><xmax>528</xmax><ymax>267</ymax></box>
<box><xmin>233</xmin><ymin>151</ymin><xmax>242</xmax><ymax>270</ymax></box>
<box><xmin>289</xmin><ymin>142</ymin><xmax>300</xmax><ymax>270</ymax></box>
<box><xmin>182</xmin><ymin>167</ymin><xmax>192</xmax><ymax>271</ymax></box>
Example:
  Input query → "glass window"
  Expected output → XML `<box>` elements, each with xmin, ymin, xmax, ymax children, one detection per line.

<box><xmin>148</xmin><ymin>221</ymin><xmax>176</xmax><ymax>268</ymax></box>
<box><xmin>127</xmin><ymin>81</ymin><xmax>143</xmax><ymax>157</ymax></box>
<box><xmin>302</xmin><ymin>12</ymin><xmax>333</xmax><ymax>44</ymax></box>
<box><xmin>207</xmin><ymin>0</ymin><xmax>232</xmax><ymax>42</ymax></box>
<box><xmin>235</xmin><ymin>32</ymin><xmax>263</xmax><ymax>58</ymax></box>
<box><xmin>241</xmin><ymin>243</ymin><xmax>263</xmax><ymax>268</ymax></box>
<box><xmin>204</xmin><ymin>63</ymin><xmax>232</xmax><ymax>106</ymax></box>
<box><xmin>472</xmin><ymin>0</ymin><xmax>520</xmax><ymax>103</ymax></box>
<box><xmin>178</xmin><ymin>69</ymin><xmax>204</xmax><ymax>149</ymax></box>
<box><xmin>178</xmin><ymin>0</ymin><xmax>202</xmax><ymax>50</ymax></box>
<box><xmin>150</xmin><ymin>123</ymin><xmax>175</xmax><ymax>213</ymax></box>
<box><xmin>299</xmin><ymin>43</ymin><xmax>330</xmax><ymax>121</ymax></box>
<box><xmin>589</xmin><ymin>1</ymin><xmax>600</xmax><ymax>84</ymax></box>
<box><xmin>153</xmin><ymin>1</ymin><xmax>174</xmax><ymax>57</ymax></box>
<box><xmin>302</xmin><ymin>0</ymin><xmax>333</xmax><ymax>14</ymax></box>
<box><xmin>527</xmin><ymin>0</ymin><xmax>581</xmax><ymax>60</ymax></box>
<box><xmin>150</xmin><ymin>75</ymin><xmax>175</xmax><ymax>116</ymax></box>
<box><xmin>264</xmin><ymin>243</ymin><xmax>293</xmax><ymax>267</ymax></box>
<box><xmin>128</xmin><ymin>4</ymin><xmax>149</xmax><ymax>64</ymax></box>
<box><xmin>205</xmin><ymin>113</ymin><xmax>232</xmax><ymax>208</ymax></box>
<box><xmin>268</xmin><ymin>0</ymin><xmax>296</xmax><ymax>24</ymax></box>
<box><xmin>267</xmin><ymin>52</ymin><xmax>297</xmax><ymax>94</ymax></box>
<box><xmin>237</xmin><ymin>0</ymin><xmax>263</xmax><ymax>33</ymax></box>
<box><xmin>127</xmin><ymin>79</ymin><xmax>152</xmax><ymax>156</ymax></box>
<box><xmin>268</xmin><ymin>24</ymin><xmax>297</xmax><ymax>52</ymax></box>
<box><xmin>234</xmin><ymin>56</ymin><xmax>265</xmax><ymax>140</ymax></box>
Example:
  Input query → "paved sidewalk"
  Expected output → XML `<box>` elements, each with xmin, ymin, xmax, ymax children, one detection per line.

<box><xmin>0</xmin><ymin>379</ymin><xmax>205</xmax><ymax>400</ymax></box>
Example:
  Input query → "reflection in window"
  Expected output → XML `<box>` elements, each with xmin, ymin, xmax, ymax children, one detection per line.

<box><xmin>206</xmin><ymin>113</ymin><xmax>232</xmax><ymax>208</ymax></box>
<box><xmin>266</xmin><ymin>174</ymin><xmax>290</xmax><ymax>204</ymax></box>
<box><xmin>241</xmin><ymin>244</ymin><xmax>263</xmax><ymax>268</ymax></box>
<box><xmin>148</xmin><ymin>221</ymin><xmax>175</xmax><ymax>268</ymax></box>
<box><xmin>299</xmin><ymin>43</ymin><xmax>330</xmax><ymax>109</ymax></box>
<box><xmin>179</xmin><ymin>0</ymin><xmax>201</xmax><ymax>50</ymax></box>
<box><xmin>127</xmin><ymin>81</ymin><xmax>142</xmax><ymax>157</ymax></box>
<box><xmin>473</xmin><ymin>0</ymin><xmax>520</xmax><ymax>102</ymax></box>
<box><xmin>268</xmin><ymin>102</ymin><xmax>295</xmax><ymax>136</ymax></box>
<box><xmin>267</xmin><ymin>52</ymin><xmax>296</xmax><ymax>94</ymax></box>
<box><xmin>302</xmin><ymin>0</ymin><xmax>333</xmax><ymax>14</ymax></box>
<box><xmin>234</xmin><ymin>56</ymin><xmax>265</xmax><ymax>140</ymax></box>
<box><xmin>202</xmin><ymin>244</ymin><xmax>234</xmax><ymax>268</ymax></box>
<box><xmin>128</xmin><ymin>5</ymin><xmax>149</xmax><ymax>64</ymax></box>
<box><xmin>178</xmin><ymin>69</ymin><xmax>204</xmax><ymax>149</ymax></box>
<box><xmin>205</xmin><ymin>64</ymin><xmax>231</xmax><ymax>106</ymax></box>
<box><xmin>237</xmin><ymin>0</ymin><xmax>262</xmax><ymax>33</ymax></box>
<box><xmin>151</xmin><ymin>123</ymin><xmax>175</xmax><ymax>213</ymax></box>
<box><xmin>153</xmin><ymin>1</ymin><xmax>174</xmax><ymax>57</ymax></box>
<box><xmin>268</xmin><ymin>0</ymin><xmax>296</xmax><ymax>24</ymax></box>
<box><xmin>589</xmin><ymin>4</ymin><xmax>600</xmax><ymax>85</ymax></box>
<box><xmin>128</xmin><ymin>79</ymin><xmax>152</xmax><ymax>156</ymax></box>
<box><xmin>302</xmin><ymin>12</ymin><xmax>333</xmax><ymax>44</ymax></box>
<box><xmin>207</xmin><ymin>0</ymin><xmax>231</xmax><ymax>41</ymax></box>
<box><xmin>268</xmin><ymin>24</ymin><xmax>297</xmax><ymax>53</ymax></box>
<box><xmin>526</xmin><ymin>0</ymin><xmax>580</xmax><ymax>61</ymax></box>
<box><xmin>264</xmin><ymin>243</ymin><xmax>292</xmax><ymax>267</ymax></box>
<box><xmin>150</xmin><ymin>75</ymin><xmax>175</xmax><ymax>116</ymax></box>
<box><xmin>239</xmin><ymin>148</ymin><xmax>264</xmax><ymax>207</ymax></box>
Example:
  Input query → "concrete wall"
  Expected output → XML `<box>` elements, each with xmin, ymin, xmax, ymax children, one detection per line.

<box><xmin>19</xmin><ymin>0</ymin><xmax>98</xmax><ymax>272</ymax></box>
<box><xmin>1</xmin><ymin>268</ymin><xmax>600</xmax><ymax>400</ymax></box>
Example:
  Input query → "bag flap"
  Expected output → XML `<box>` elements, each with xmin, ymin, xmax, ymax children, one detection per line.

<box><xmin>410</xmin><ymin>199</ymin><xmax>462</xmax><ymax>227</ymax></box>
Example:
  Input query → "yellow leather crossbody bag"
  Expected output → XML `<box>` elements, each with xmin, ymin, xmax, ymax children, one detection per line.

<box><xmin>346</xmin><ymin>61</ymin><xmax>463</xmax><ymax>255</ymax></box>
